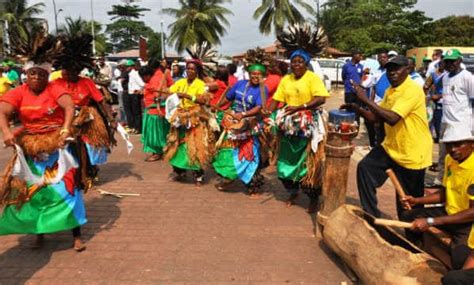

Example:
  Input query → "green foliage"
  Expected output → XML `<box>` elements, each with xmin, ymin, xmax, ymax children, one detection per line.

<box><xmin>421</xmin><ymin>16</ymin><xmax>474</xmax><ymax>46</ymax></box>
<box><xmin>147</xmin><ymin>32</ymin><xmax>165</xmax><ymax>60</ymax></box>
<box><xmin>164</xmin><ymin>0</ymin><xmax>233</xmax><ymax>53</ymax></box>
<box><xmin>57</xmin><ymin>17</ymin><xmax>108</xmax><ymax>55</ymax></box>
<box><xmin>106</xmin><ymin>1</ymin><xmax>151</xmax><ymax>52</ymax></box>
<box><xmin>320</xmin><ymin>0</ymin><xmax>431</xmax><ymax>55</ymax></box>
<box><xmin>253</xmin><ymin>0</ymin><xmax>315</xmax><ymax>36</ymax></box>
<box><xmin>1</xmin><ymin>0</ymin><xmax>45</xmax><ymax>43</ymax></box>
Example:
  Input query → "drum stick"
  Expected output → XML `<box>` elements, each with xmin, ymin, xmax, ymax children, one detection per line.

<box><xmin>374</xmin><ymin>218</ymin><xmax>413</xmax><ymax>229</ymax></box>
<box><xmin>386</xmin><ymin>168</ymin><xmax>411</xmax><ymax>210</ymax></box>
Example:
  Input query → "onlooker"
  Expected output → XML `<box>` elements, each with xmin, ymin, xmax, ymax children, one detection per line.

<box><xmin>208</xmin><ymin>66</ymin><xmax>230</xmax><ymax>111</ymax></box>
<box><xmin>424</xmin><ymin>59</ymin><xmax>447</xmax><ymax>145</ymax></box>
<box><xmin>434</xmin><ymin>49</ymin><xmax>474</xmax><ymax>186</ymax></box>
<box><xmin>227</xmin><ymin>63</ymin><xmax>238</xmax><ymax>87</ymax></box>
<box><xmin>2</xmin><ymin>61</ymin><xmax>19</xmax><ymax>86</ymax></box>
<box><xmin>97</xmin><ymin>56</ymin><xmax>112</xmax><ymax>82</ymax></box>
<box><xmin>427</xmin><ymin>49</ymin><xmax>443</xmax><ymax>76</ymax></box>
<box><xmin>342</xmin><ymin>50</ymin><xmax>364</xmax><ymax>126</ymax></box>
<box><xmin>0</xmin><ymin>66</ymin><xmax>12</xmax><ymax>97</ymax></box>
<box><xmin>342</xmin><ymin>50</ymin><xmax>364</xmax><ymax>105</ymax></box>
<box><xmin>408</xmin><ymin>57</ymin><xmax>425</xmax><ymax>87</ymax></box>
<box><xmin>264</xmin><ymin>60</ymin><xmax>286</xmax><ymax>108</ymax></box>
<box><xmin>171</xmin><ymin>63</ymin><xmax>183</xmax><ymax>82</ymax></box>
<box><xmin>343</xmin><ymin>55</ymin><xmax>432</xmax><ymax>218</ymax></box>
<box><xmin>126</xmin><ymin>60</ymin><xmax>145</xmax><ymax>134</ymax></box>
<box><xmin>388</xmin><ymin>50</ymin><xmax>398</xmax><ymax>59</ymax></box>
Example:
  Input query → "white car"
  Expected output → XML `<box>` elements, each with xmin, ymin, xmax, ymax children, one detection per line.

<box><xmin>316</xmin><ymin>58</ymin><xmax>346</xmax><ymax>83</ymax></box>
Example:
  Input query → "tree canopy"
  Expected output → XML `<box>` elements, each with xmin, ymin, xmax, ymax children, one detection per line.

<box><xmin>253</xmin><ymin>0</ymin><xmax>315</xmax><ymax>36</ymax></box>
<box><xmin>319</xmin><ymin>0</ymin><xmax>431</xmax><ymax>55</ymax></box>
<box><xmin>164</xmin><ymin>0</ymin><xmax>233</xmax><ymax>53</ymax></box>
<box><xmin>421</xmin><ymin>16</ymin><xmax>474</xmax><ymax>47</ymax></box>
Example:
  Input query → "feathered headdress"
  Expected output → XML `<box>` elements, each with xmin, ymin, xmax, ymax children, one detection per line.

<box><xmin>245</xmin><ymin>47</ymin><xmax>273</xmax><ymax>74</ymax></box>
<box><xmin>186</xmin><ymin>41</ymin><xmax>217</xmax><ymax>66</ymax></box>
<box><xmin>54</xmin><ymin>33</ymin><xmax>94</xmax><ymax>71</ymax></box>
<box><xmin>10</xmin><ymin>25</ymin><xmax>64</xmax><ymax>72</ymax></box>
<box><xmin>277</xmin><ymin>23</ymin><xmax>328</xmax><ymax>62</ymax></box>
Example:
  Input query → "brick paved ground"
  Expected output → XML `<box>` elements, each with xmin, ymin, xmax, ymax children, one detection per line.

<box><xmin>0</xmin><ymin>88</ymin><xmax>431</xmax><ymax>284</ymax></box>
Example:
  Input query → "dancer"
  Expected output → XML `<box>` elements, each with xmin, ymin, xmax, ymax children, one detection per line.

<box><xmin>165</xmin><ymin>42</ymin><xmax>217</xmax><ymax>186</ymax></box>
<box><xmin>0</xmin><ymin>30</ymin><xmax>87</xmax><ymax>251</ymax></box>
<box><xmin>140</xmin><ymin>60</ymin><xmax>173</xmax><ymax>162</ymax></box>
<box><xmin>212</xmin><ymin>48</ymin><xmax>270</xmax><ymax>196</ymax></box>
<box><xmin>270</xmin><ymin>24</ymin><xmax>329</xmax><ymax>212</ymax></box>
<box><xmin>53</xmin><ymin>34</ymin><xmax>116</xmax><ymax>189</ymax></box>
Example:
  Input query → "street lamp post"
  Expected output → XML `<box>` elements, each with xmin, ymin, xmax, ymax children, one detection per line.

<box><xmin>90</xmin><ymin>0</ymin><xmax>96</xmax><ymax>56</ymax></box>
<box><xmin>52</xmin><ymin>0</ymin><xmax>63</xmax><ymax>34</ymax></box>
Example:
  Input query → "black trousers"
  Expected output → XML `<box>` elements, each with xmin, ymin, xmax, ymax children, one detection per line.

<box><xmin>442</xmin><ymin>268</ymin><xmax>474</xmax><ymax>285</ymax></box>
<box><xmin>123</xmin><ymin>93</ymin><xmax>142</xmax><ymax>131</ymax></box>
<box><xmin>357</xmin><ymin>146</ymin><xmax>425</xmax><ymax>218</ymax></box>
<box><xmin>400</xmin><ymin>207</ymin><xmax>471</xmax><ymax>270</ymax></box>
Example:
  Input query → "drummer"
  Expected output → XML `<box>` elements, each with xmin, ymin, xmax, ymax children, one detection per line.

<box><xmin>212</xmin><ymin>52</ymin><xmax>267</xmax><ymax>197</ymax></box>
<box><xmin>401</xmin><ymin>124</ymin><xmax>474</xmax><ymax>270</ymax></box>
<box><xmin>342</xmin><ymin>55</ymin><xmax>432</xmax><ymax>218</ymax></box>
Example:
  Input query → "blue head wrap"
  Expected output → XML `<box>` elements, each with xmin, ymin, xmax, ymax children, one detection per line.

<box><xmin>290</xmin><ymin>49</ymin><xmax>311</xmax><ymax>63</ymax></box>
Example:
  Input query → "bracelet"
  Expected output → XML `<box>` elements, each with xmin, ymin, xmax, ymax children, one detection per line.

<box><xmin>59</xmin><ymin>128</ymin><xmax>70</xmax><ymax>135</ymax></box>
<box><xmin>191</xmin><ymin>95</ymin><xmax>196</xmax><ymax>102</ymax></box>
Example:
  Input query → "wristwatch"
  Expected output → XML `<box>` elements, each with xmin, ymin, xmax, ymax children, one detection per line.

<box><xmin>426</xmin><ymin>217</ymin><xmax>435</xmax><ymax>226</ymax></box>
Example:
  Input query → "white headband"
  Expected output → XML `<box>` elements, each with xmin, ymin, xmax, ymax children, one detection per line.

<box><xmin>24</xmin><ymin>61</ymin><xmax>53</xmax><ymax>73</ymax></box>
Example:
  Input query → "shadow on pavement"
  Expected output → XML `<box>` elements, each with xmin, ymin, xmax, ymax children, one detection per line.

<box><xmin>98</xmin><ymin>162</ymin><xmax>143</xmax><ymax>184</ymax></box>
<box><xmin>0</xmin><ymin>195</ymin><xmax>121</xmax><ymax>282</ymax></box>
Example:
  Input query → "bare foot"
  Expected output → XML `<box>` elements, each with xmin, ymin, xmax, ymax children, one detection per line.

<box><xmin>286</xmin><ymin>193</ymin><xmax>298</xmax><ymax>208</ymax></box>
<box><xmin>31</xmin><ymin>234</ymin><xmax>44</xmax><ymax>249</ymax></box>
<box><xmin>249</xmin><ymin>192</ymin><xmax>261</xmax><ymax>200</ymax></box>
<box><xmin>145</xmin><ymin>153</ymin><xmax>162</xmax><ymax>162</ymax></box>
<box><xmin>73</xmin><ymin>238</ymin><xmax>86</xmax><ymax>252</ymax></box>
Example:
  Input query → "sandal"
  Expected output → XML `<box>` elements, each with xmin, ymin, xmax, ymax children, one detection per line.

<box><xmin>215</xmin><ymin>179</ymin><xmax>232</xmax><ymax>191</ymax></box>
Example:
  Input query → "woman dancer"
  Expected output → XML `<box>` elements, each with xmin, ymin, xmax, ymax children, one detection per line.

<box><xmin>270</xmin><ymin>24</ymin><xmax>330</xmax><ymax>212</ymax></box>
<box><xmin>0</xmin><ymin>31</ymin><xmax>87</xmax><ymax>250</ymax></box>
<box><xmin>212</xmin><ymin>48</ymin><xmax>270</xmax><ymax>196</ymax></box>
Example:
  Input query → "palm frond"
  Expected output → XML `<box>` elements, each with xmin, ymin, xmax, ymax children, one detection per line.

<box><xmin>185</xmin><ymin>41</ymin><xmax>218</xmax><ymax>63</ymax></box>
<box><xmin>244</xmin><ymin>47</ymin><xmax>273</xmax><ymax>69</ymax></box>
<box><xmin>10</xmin><ymin>26</ymin><xmax>63</xmax><ymax>65</ymax></box>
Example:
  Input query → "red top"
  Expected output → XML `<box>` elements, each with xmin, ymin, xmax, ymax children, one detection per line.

<box><xmin>1</xmin><ymin>83</ymin><xmax>69</xmax><ymax>133</ymax></box>
<box><xmin>265</xmin><ymin>74</ymin><xmax>282</xmax><ymax>107</ymax></box>
<box><xmin>209</xmin><ymin>79</ymin><xmax>231</xmax><ymax>110</ymax></box>
<box><xmin>144</xmin><ymin>69</ymin><xmax>174</xmax><ymax>108</ymax></box>
<box><xmin>53</xmin><ymin>77</ymin><xmax>103</xmax><ymax>106</ymax></box>
<box><xmin>228</xmin><ymin>75</ymin><xmax>238</xmax><ymax>87</ymax></box>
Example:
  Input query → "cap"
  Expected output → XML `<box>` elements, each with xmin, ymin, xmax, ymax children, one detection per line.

<box><xmin>125</xmin><ymin>59</ymin><xmax>135</xmax><ymax>66</ymax></box>
<box><xmin>385</xmin><ymin>55</ymin><xmax>409</xmax><ymax>68</ymax></box>
<box><xmin>118</xmin><ymin>59</ymin><xmax>128</xmax><ymax>66</ymax></box>
<box><xmin>422</xmin><ymin>56</ymin><xmax>432</xmax><ymax>62</ymax></box>
<box><xmin>443</xmin><ymin>49</ymin><xmax>462</xmax><ymax>60</ymax></box>
<box><xmin>388</xmin><ymin>50</ymin><xmax>398</xmax><ymax>57</ymax></box>
<box><xmin>440</xmin><ymin>124</ymin><xmax>474</xmax><ymax>143</ymax></box>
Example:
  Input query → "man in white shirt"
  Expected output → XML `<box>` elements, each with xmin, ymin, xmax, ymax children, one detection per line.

<box><xmin>126</xmin><ymin>60</ymin><xmax>145</xmax><ymax>134</ymax></box>
<box><xmin>434</xmin><ymin>49</ymin><xmax>474</xmax><ymax>185</ymax></box>
<box><xmin>427</xmin><ymin>49</ymin><xmax>443</xmax><ymax>77</ymax></box>
<box><xmin>408</xmin><ymin>57</ymin><xmax>425</xmax><ymax>87</ymax></box>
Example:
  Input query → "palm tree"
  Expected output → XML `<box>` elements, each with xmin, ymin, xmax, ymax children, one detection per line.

<box><xmin>58</xmin><ymin>17</ymin><xmax>108</xmax><ymax>55</ymax></box>
<box><xmin>253</xmin><ymin>0</ymin><xmax>315</xmax><ymax>36</ymax></box>
<box><xmin>1</xmin><ymin>0</ymin><xmax>45</xmax><ymax>41</ymax></box>
<box><xmin>163</xmin><ymin>0</ymin><xmax>233</xmax><ymax>53</ymax></box>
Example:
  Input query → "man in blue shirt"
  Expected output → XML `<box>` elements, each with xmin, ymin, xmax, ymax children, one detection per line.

<box><xmin>342</xmin><ymin>50</ymin><xmax>364</xmax><ymax>105</ymax></box>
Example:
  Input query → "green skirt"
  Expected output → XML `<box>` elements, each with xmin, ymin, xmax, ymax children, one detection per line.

<box><xmin>213</xmin><ymin>147</ymin><xmax>239</xmax><ymax>180</ymax></box>
<box><xmin>277</xmin><ymin>135</ymin><xmax>308</xmax><ymax>181</ymax></box>
<box><xmin>169</xmin><ymin>129</ymin><xmax>201</xmax><ymax>171</ymax></box>
<box><xmin>141</xmin><ymin>107</ymin><xmax>170</xmax><ymax>154</ymax></box>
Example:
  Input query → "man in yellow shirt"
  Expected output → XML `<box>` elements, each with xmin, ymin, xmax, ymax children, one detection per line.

<box><xmin>343</xmin><ymin>55</ymin><xmax>432</xmax><ymax>218</ymax></box>
<box><xmin>401</xmin><ymin>124</ymin><xmax>474</xmax><ymax>270</ymax></box>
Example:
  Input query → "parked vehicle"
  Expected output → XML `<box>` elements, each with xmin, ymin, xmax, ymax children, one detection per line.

<box><xmin>463</xmin><ymin>53</ymin><xmax>474</xmax><ymax>74</ymax></box>
<box><xmin>316</xmin><ymin>58</ymin><xmax>346</xmax><ymax>83</ymax></box>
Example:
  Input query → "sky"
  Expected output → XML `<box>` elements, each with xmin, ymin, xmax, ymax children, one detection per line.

<box><xmin>30</xmin><ymin>0</ymin><xmax>474</xmax><ymax>56</ymax></box>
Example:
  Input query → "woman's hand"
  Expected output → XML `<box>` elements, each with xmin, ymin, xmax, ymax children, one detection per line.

<box><xmin>58</xmin><ymin>133</ymin><xmax>68</xmax><ymax>148</ymax></box>
<box><xmin>284</xmin><ymin>106</ymin><xmax>301</xmax><ymax>116</ymax></box>
<box><xmin>232</xmin><ymin>112</ymin><xmax>244</xmax><ymax>121</ymax></box>
<box><xmin>3</xmin><ymin>131</ymin><xmax>15</xmax><ymax>147</ymax></box>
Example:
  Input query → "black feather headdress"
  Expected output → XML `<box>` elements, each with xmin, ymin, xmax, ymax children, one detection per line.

<box><xmin>54</xmin><ymin>33</ymin><xmax>94</xmax><ymax>71</ymax></box>
<box><xmin>244</xmin><ymin>47</ymin><xmax>273</xmax><ymax>71</ymax></box>
<box><xmin>185</xmin><ymin>41</ymin><xmax>217</xmax><ymax>65</ymax></box>
<box><xmin>10</xmin><ymin>25</ymin><xmax>64</xmax><ymax>70</ymax></box>
<box><xmin>277</xmin><ymin>23</ymin><xmax>328</xmax><ymax>59</ymax></box>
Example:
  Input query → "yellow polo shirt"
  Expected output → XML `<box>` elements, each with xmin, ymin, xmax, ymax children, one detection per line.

<box><xmin>273</xmin><ymin>70</ymin><xmax>329</xmax><ymax>106</ymax></box>
<box><xmin>169</xmin><ymin>78</ymin><xmax>206</xmax><ymax>109</ymax></box>
<box><xmin>443</xmin><ymin>152</ymin><xmax>474</xmax><ymax>215</ymax></box>
<box><xmin>380</xmin><ymin>77</ymin><xmax>432</xmax><ymax>169</ymax></box>
<box><xmin>0</xmin><ymin>77</ymin><xmax>12</xmax><ymax>96</ymax></box>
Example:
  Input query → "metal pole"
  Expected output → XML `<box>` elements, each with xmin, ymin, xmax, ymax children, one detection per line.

<box><xmin>160</xmin><ymin>0</ymin><xmax>164</xmax><ymax>59</ymax></box>
<box><xmin>90</xmin><ymin>0</ymin><xmax>96</xmax><ymax>56</ymax></box>
<box><xmin>52</xmin><ymin>0</ymin><xmax>58</xmax><ymax>33</ymax></box>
